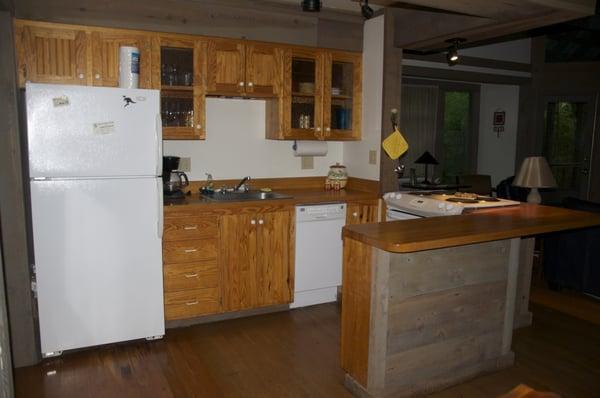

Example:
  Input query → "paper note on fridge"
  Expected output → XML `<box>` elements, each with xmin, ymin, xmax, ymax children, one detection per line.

<box><xmin>93</xmin><ymin>121</ymin><xmax>116</xmax><ymax>135</ymax></box>
<box><xmin>52</xmin><ymin>96</ymin><xmax>70</xmax><ymax>107</ymax></box>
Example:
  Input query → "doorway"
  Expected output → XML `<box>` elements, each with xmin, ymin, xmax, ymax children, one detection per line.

<box><xmin>543</xmin><ymin>95</ymin><xmax>597</xmax><ymax>201</ymax></box>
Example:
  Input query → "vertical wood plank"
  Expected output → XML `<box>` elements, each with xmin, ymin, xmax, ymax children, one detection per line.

<box><xmin>502</xmin><ymin>238</ymin><xmax>521</xmax><ymax>354</ymax></box>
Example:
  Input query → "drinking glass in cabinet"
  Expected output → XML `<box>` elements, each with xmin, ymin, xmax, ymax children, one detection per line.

<box><xmin>161</xmin><ymin>97</ymin><xmax>193</xmax><ymax>127</ymax></box>
<box><xmin>161</xmin><ymin>47</ymin><xmax>194</xmax><ymax>87</ymax></box>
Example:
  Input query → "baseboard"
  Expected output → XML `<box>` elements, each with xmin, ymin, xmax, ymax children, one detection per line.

<box><xmin>290</xmin><ymin>287</ymin><xmax>339</xmax><ymax>308</ymax></box>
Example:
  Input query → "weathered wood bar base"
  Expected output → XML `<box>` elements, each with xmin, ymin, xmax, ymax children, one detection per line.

<box><xmin>341</xmin><ymin>238</ymin><xmax>521</xmax><ymax>398</ymax></box>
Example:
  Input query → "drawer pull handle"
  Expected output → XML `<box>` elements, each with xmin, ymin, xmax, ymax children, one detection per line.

<box><xmin>184</xmin><ymin>273</ymin><xmax>198</xmax><ymax>278</ymax></box>
<box><xmin>185</xmin><ymin>301</ymin><xmax>198</xmax><ymax>306</ymax></box>
<box><xmin>183</xmin><ymin>249</ymin><xmax>197</xmax><ymax>253</ymax></box>
<box><xmin>183</xmin><ymin>225</ymin><xmax>198</xmax><ymax>230</ymax></box>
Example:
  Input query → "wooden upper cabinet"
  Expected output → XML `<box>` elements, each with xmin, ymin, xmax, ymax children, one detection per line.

<box><xmin>323</xmin><ymin>51</ymin><xmax>362</xmax><ymax>141</ymax></box>
<box><xmin>245</xmin><ymin>43</ymin><xmax>280</xmax><ymax>97</ymax></box>
<box><xmin>91</xmin><ymin>31</ymin><xmax>153</xmax><ymax>88</ymax></box>
<box><xmin>153</xmin><ymin>36</ymin><xmax>206</xmax><ymax>140</ymax></box>
<box><xmin>15</xmin><ymin>23</ymin><xmax>89</xmax><ymax>86</ymax></box>
<box><xmin>206</xmin><ymin>39</ymin><xmax>245</xmax><ymax>95</ymax></box>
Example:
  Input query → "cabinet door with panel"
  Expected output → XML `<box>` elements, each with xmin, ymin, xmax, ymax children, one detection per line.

<box><xmin>15</xmin><ymin>23</ymin><xmax>89</xmax><ymax>86</ymax></box>
<box><xmin>220</xmin><ymin>209</ymin><xmax>293</xmax><ymax>312</ymax></box>
<box><xmin>278</xmin><ymin>48</ymin><xmax>324</xmax><ymax>140</ymax></box>
<box><xmin>245</xmin><ymin>43</ymin><xmax>280</xmax><ymax>97</ymax></box>
<box><xmin>153</xmin><ymin>36</ymin><xmax>206</xmax><ymax>140</ymax></box>
<box><xmin>206</xmin><ymin>39</ymin><xmax>245</xmax><ymax>95</ymax></box>
<box><xmin>91</xmin><ymin>31</ymin><xmax>152</xmax><ymax>88</ymax></box>
<box><xmin>346</xmin><ymin>201</ymin><xmax>378</xmax><ymax>225</ymax></box>
<box><xmin>323</xmin><ymin>51</ymin><xmax>362</xmax><ymax>140</ymax></box>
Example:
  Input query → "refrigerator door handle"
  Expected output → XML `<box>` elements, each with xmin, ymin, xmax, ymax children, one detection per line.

<box><xmin>157</xmin><ymin>178</ymin><xmax>164</xmax><ymax>239</ymax></box>
<box><xmin>156</xmin><ymin>113</ymin><xmax>163</xmax><ymax>176</ymax></box>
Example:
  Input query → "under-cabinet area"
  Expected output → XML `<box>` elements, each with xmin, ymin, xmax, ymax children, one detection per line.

<box><xmin>162</xmin><ymin>196</ymin><xmax>378</xmax><ymax>321</ymax></box>
<box><xmin>14</xmin><ymin>19</ymin><xmax>362</xmax><ymax>142</ymax></box>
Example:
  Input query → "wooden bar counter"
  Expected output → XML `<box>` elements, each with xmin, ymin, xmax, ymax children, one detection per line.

<box><xmin>340</xmin><ymin>204</ymin><xmax>600</xmax><ymax>398</ymax></box>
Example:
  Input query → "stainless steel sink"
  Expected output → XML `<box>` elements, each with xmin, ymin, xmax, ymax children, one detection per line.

<box><xmin>201</xmin><ymin>190</ymin><xmax>292</xmax><ymax>202</ymax></box>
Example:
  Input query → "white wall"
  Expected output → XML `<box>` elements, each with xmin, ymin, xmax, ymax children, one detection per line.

<box><xmin>163</xmin><ymin>98</ymin><xmax>344</xmax><ymax>180</ymax></box>
<box><xmin>477</xmin><ymin>84</ymin><xmax>520</xmax><ymax>186</ymax></box>
<box><xmin>342</xmin><ymin>14</ymin><xmax>384</xmax><ymax>181</ymax></box>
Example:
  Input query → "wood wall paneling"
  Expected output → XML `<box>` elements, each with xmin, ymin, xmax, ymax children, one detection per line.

<box><xmin>0</xmin><ymin>13</ymin><xmax>39</xmax><ymax>367</ymax></box>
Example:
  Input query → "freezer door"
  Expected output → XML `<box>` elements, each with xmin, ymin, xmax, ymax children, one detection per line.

<box><xmin>26</xmin><ymin>83</ymin><xmax>162</xmax><ymax>178</ymax></box>
<box><xmin>31</xmin><ymin>177</ymin><xmax>164</xmax><ymax>354</ymax></box>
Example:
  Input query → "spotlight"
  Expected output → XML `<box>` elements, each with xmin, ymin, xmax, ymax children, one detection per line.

<box><xmin>445</xmin><ymin>38</ymin><xmax>466</xmax><ymax>67</ymax></box>
<box><xmin>301</xmin><ymin>0</ymin><xmax>321</xmax><ymax>12</ymax></box>
<box><xmin>360</xmin><ymin>0</ymin><xmax>374</xmax><ymax>19</ymax></box>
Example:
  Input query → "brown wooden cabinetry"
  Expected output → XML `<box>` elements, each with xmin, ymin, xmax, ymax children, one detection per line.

<box><xmin>206</xmin><ymin>39</ymin><xmax>280</xmax><ymax>97</ymax></box>
<box><xmin>267</xmin><ymin>48</ymin><xmax>361</xmax><ymax>141</ymax></box>
<box><xmin>15</xmin><ymin>22</ymin><xmax>89</xmax><ymax>86</ymax></box>
<box><xmin>346</xmin><ymin>201</ymin><xmax>378</xmax><ymax>225</ymax></box>
<box><xmin>152</xmin><ymin>36</ymin><xmax>206</xmax><ymax>140</ymax></box>
<box><xmin>91</xmin><ymin>31</ymin><xmax>153</xmax><ymax>88</ymax></box>
<box><xmin>162</xmin><ymin>215</ymin><xmax>222</xmax><ymax>320</ymax></box>
<box><xmin>220</xmin><ymin>209</ymin><xmax>294</xmax><ymax>311</ymax></box>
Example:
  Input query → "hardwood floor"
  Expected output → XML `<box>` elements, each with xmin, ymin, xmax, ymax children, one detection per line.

<box><xmin>15</xmin><ymin>303</ymin><xmax>600</xmax><ymax>398</ymax></box>
<box><xmin>530</xmin><ymin>286</ymin><xmax>600</xmax><ymax>326</ymax></box>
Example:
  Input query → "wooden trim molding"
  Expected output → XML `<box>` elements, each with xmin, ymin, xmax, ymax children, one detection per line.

<box><xmin>404</xmin><ymin>53</ymin><xmax>531</xmax><ymax>73</ymax></box>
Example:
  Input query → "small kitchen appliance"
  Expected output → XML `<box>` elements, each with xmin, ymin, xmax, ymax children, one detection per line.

<box><xmin>162</xmin><ymin>155</ymin><xmax>189</xmax><ymax>198</ymax></box>
<box><xmin>384</xmin><ymin>190</ymin><xmax>520</xmax><ymax>219</ymax></box>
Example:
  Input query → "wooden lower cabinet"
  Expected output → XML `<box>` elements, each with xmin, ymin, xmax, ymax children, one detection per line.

<box><xmin>346</xmin><ymin>200</ymin><xmax>378</xmax><ymax>225</ymax></box>
<box><xmin>220</xmin><ymin>209</ymin><xmax>294</xmax><ymax>312</ymax></box>
<box><xmin>164</xmin><ymin>288</ymin><xmax>221</xmax><ymax>320</ymax></box>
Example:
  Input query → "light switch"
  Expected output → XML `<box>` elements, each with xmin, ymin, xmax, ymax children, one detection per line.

<box><xmin>369</xmin><ymin>150</ymin><xmax>377</xmax><ymax>165</ymax></box>
<box><xmin>178</xmin><ymin>157</ymin><xmax>191</xmax><ymax>172</ymax></box>
<box><xmin>301</xmin><ymin>156</ymin><xmax>314</xmax><ymax>170</ymax></box>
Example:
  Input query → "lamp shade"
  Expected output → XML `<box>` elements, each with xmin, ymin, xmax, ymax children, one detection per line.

<box><xmin>513</xmin><ymin>156</ymin><xmax>557</xmax><ymax>188</ymax></box>
<box><xmin>414</xmin><ymin>151</ymin><xmax>439</xmax><ymax>165</ymax></box>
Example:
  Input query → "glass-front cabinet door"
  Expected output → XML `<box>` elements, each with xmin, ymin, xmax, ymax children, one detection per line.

<box><xmin>154</xmin><ymin>36</ymin><xmax>205</xmax><ymax>140</ymax></box>
<box><xmin>323</xmin><ymin>51</ymin><xmax>361</xmax><ymax>140</ymax></box>
<box><xmin>282</xmin><ymin>48</ymin><xmax>323</xmax><ymax>140</ymax></box>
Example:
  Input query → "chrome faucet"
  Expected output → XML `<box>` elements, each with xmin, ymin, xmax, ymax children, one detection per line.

<box><xmin>235</xmin><ymin>176</ymin><xmax>251</xmax><ymax>192</ymax></box>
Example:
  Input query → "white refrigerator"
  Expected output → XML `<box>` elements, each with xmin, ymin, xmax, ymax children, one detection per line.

<box><xmin>26</xmin><ymin>83</ymin><xmax>165</xmax><ymax>357</ymax></box>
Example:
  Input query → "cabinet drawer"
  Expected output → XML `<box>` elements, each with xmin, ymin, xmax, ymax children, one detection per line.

<box><xmin>163</xmin><ymin>216</ymin><xmax>219</xmax><ymax>241</ymax></box>
<box><xmin>163</xmin><ymin>239</ymin><xmax>218</xmax><ymax>264</ymax></box>
<box><xmin>164</xmin><ymin>260</ymin><xmax>219</xmax><ymax>292</ymax></box>
<box><xmin>164</xmin><ymin>288</ymin><xmax>221</xmax><ymax>320</ymax></box>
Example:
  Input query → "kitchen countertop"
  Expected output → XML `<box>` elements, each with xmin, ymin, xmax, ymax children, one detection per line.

<box><xmin>343</xmin><ymin>204</ymin><xmax>600</xmax><ymax>253</ymax></box>
<box><xmin>164</xmin><ymin>188</ymin><xmax>380</xmax><ymax>210</ymax></box>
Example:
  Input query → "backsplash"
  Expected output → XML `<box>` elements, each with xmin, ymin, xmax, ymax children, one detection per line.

<box><xmin>163</xmin><ymin>98</ymin><xmax>344</xmax><ymax>181</ymax></box>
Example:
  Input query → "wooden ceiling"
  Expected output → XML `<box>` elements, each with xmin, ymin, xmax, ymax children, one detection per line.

<box><xmin>369</xmin><ymin>0</ymin><xmax>597</xmax><ymax>51</ymax></box>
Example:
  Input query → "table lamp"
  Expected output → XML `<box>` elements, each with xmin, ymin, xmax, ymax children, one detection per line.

<box><xmin>414</xmin><ymin>151</ymin><xmax>439</xmax><ymax>185</ymax></box>
<box><xmin>513</xmin><ymin>156</ymin><xmax>557</xmax><ymax>203</ymax></box>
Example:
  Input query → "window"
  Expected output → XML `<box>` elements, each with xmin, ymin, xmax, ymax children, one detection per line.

<box><xmin>440</xmin><ymin>91</ymin><xmax>473</xmax><ymax>180</ymax></box>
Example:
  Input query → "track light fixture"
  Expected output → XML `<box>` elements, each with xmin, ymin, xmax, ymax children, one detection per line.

<box><xmin>445</xmin><ymin>38</ymin><xmax>466</xmax><ymax>67</ymax></box>
<box><xmin>360</xmin><ymin>0</ymin><xmax>374</xmax><ymax>19</ymax></box>
<box><xmin>301</xmin><ymin>0</ymin><xmax>321</xmax><ymax>12</ymax></box>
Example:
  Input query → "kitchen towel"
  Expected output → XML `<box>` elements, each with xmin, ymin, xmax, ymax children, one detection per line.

<box><xmin>293</xmin><ymin>141</ymin><xmax>328</xmax><ymax>157</ymax></box>
<box><xmin>382</xmin><ymin>127</ymin><xmax>409</xmax><ymax>160</ymax></box>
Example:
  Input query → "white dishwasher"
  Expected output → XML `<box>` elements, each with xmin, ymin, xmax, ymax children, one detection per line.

<box><xmin>291</xmin><ymin>203</ymin><xmax>347</xmax><ymax>308</ymax></box>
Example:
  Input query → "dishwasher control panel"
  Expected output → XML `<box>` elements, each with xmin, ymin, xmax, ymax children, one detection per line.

<box><xmin>296</xmin><ymin>203</ymin><xmax>346</xmax><ymax>222</ymax></box>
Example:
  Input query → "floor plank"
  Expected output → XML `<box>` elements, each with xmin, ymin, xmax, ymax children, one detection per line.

<box><xmin>15</xmin><ymin>303</ymin><xmax>600</xmax><ymax>398</ymax></box>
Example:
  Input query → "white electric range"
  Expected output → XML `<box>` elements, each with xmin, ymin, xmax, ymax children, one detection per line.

<box><xmin>383</xmin><ymin>190</ymin><xmax>521</xmax><ymax>219</ymax></box>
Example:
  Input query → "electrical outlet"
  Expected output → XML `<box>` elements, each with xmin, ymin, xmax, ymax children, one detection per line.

<box><xmin>369</xmin><ymin>150</ymin><xmax>377</xmax><ymax>165</ymax></box>
<box><xmin>178</xmin><ymin>157</ymin><xmax>191</xmax><ymax>172</ymax></box>
<box><xmin>301</xmin><ymin>156</ymin><xmax>314</xmax><ymax>170</ymax></box>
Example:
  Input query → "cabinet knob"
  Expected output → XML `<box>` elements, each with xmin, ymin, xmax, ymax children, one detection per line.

<box><xmin>183</xmin><ymin>248</ymin><xmax>197</xmax><ymax>253</ymax></box>
<box><xmin>184</xmin><ymin>273</ymin><xmax>198</xmax><ymax>278</ymax></box>
<box><xmin>251</xmin><ymin>219</ymin><xmax>256</xmax><ymax>225</ymax></box>
<box><xmin>248</xmin><ymin>82</ymin><xmax>253</xmax><ymax>87</ymax></box>
<box><xmin>239</xmin><ymin>82</ymin><xmax>245</xmax><ymax>87</ymax></box>
<box><xmin>326</xmin><ymin>127</ymin><xmax>331</xmax><ymax>132</ymax></box>
<box><xmin>316</xmin><ymin>127</ymin><xmax>321</xmax><ymax>132</ymax></box>
<box><xmin>185</xmin><ymin>301</ymin><xmax>199</xmax><ymax>306</ymax></box>
<box><xmin>353</xmin><ymin>212</ymin><xmax>358</xmax><ymax>217</ymax></box>
<box><xmin>78</xmin><ymin>73</ymin><xmax>84</xmax><ymax>79</ymax></box>
<box><xmin>94</xmin><ymin>73</ymin><xmax>100</xmax><ymax>80</ymax></box>
<box><xmin>258</xmin><ymin>219</ymin><xmax>264</xmax><ymax>225</ymax></box>
<box><xmin>196</xmin><ymin>124</ymin><xmax>202</xmax><ymax>130</ymax></box>
<box><xmin>183</xmin><ymin>225</ymin><xmax>198</xmax><ymax>230</ymax></box>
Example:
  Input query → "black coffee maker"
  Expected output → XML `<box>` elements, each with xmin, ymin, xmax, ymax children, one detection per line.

<box><xmin>163</xmin><ymin>156</ymin><xmax>189</xmax><ymax>198</ymax></box>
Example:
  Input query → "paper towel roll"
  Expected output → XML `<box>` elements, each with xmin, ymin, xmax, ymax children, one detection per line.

<box><xmin>293</xmin><ymin>141</ymin><xmax>328</xmax><ymax>157</ymax></box>
<box><xmin>119</xmin><ymin>46</ymin><xmax>140</xmax><ymax>88</ymax></box>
